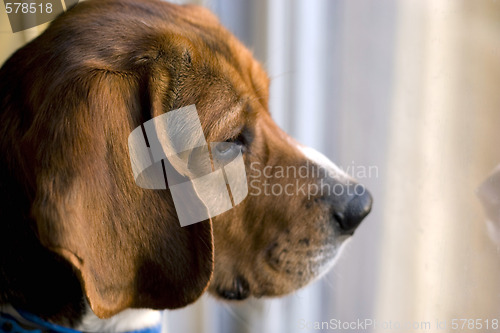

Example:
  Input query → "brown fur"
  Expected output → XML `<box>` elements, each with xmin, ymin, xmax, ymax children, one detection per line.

<box><xmin>0</xmin><ymin>0</ymin><xmax>369</xmax><ymax>326</ymax></box>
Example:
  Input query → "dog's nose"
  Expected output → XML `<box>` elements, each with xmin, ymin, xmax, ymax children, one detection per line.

<box><xmin>334</xmin><ymin>190</ymin><xmax>372</xmax><ymax>234</ymax></box>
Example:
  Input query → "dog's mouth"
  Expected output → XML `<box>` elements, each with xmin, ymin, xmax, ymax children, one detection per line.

<box><xmin>212</xmin><ymin>237</ymin><xmax>351</xmax><ymax>301</ymax></box>
<box><xmin>215</xmin><ymin>275</ymin><xmax>251</xmax><ymax>300</ymax></box>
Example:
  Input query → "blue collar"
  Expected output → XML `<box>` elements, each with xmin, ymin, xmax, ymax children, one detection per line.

<box><xmin>0</xmin><ymin>310</ymin><xmax>162</xmax><ymax>333</ymax></box>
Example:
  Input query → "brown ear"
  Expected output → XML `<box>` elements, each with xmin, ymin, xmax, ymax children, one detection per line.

<box><xmin>30</xmin><ymin>70</ymin><xmax>214</xmax><ymax>318</ymax></box>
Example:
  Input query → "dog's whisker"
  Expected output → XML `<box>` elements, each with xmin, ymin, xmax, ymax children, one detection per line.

<box><xmin>220</xmin><ymin>302</ymin><xmax>257</xmax><ymax>332</ymax></box>
<box><xmin>268</xmin><ymin>70</ymin><xmax>296</xmax><ymax>81</ymax></box>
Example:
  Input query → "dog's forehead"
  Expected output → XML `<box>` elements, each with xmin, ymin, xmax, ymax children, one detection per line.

<box><xmin>161</xmin><ymin>14</ymin><xmax>269</xmax><ymax>141</ymax></box>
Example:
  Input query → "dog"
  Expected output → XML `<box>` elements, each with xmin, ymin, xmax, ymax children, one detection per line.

<box><xmin>0</xmin><ymin>0</ymin><xmax>372</xmax><ymax>332</ymax></box>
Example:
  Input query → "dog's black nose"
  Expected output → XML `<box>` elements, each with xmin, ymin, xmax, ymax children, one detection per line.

<box><xmin>334</xmin><ymin>190</ymin><xmax>372</xmax><ymax>234</ymax></box>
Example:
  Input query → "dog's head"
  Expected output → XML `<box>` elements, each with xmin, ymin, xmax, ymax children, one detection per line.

<box><xmin>0</xmin><ymin>0</ymin><xmax>371</xmax><ymax>320</ymax></box>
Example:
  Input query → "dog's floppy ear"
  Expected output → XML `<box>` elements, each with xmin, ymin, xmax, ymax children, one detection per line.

<box><xmin>29</xmin><ymin>67</ymin><xmax>214</xmax><ymax>318</ymax></box>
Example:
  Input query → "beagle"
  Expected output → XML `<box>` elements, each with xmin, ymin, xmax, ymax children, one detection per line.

<box><xmin>0</xmin><ymin>0</ymin><xmax>372</xmax><ymax>332</ymax></box>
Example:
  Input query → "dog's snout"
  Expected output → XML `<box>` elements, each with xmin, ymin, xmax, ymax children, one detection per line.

<box><xmin>334</xmin><ymin>190</ymin><xmax>372</xmax><ymax>234</ymax></box>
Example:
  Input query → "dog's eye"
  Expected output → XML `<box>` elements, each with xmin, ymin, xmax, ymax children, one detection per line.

<box><xmin>216</xmin><ymin>126</ymin><xmax>251</xmax><ymax>158</ymax></box>
<box><xmin>227</xmin><ymin>130</ymin><xmax>248</xmax><ymax>148</ymax></box>
<box><xmin>213</xmin><ymin>142</ymin><xmax>242</xmax><ymax>162</ymax></box>
<box><xmin>215</xmin><ymin>142</ymin><xmax>234</xmax><ymax>155</ymax></box>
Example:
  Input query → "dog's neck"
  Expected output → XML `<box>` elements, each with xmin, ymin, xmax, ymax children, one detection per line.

<box><xmin>0</xmin><ymin>304</ymin><xmax>162</xmax><ymax>333</ymax></box>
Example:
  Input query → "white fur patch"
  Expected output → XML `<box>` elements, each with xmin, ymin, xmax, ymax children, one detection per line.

<box><xmin>297</xmin><ymin>145</ymin><xmax>351</xmax><ymax>181</ymax></box>
<box><xmin>76</xmin><ymin>304</ymin><xmax>161</xmax><ymax>333</ymax></box>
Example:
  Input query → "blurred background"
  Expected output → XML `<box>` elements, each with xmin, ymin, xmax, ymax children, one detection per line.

<box><xmin>2</xmin><ymin>0</ymin><xmax>500</xmax><ymax>332</ymax></box>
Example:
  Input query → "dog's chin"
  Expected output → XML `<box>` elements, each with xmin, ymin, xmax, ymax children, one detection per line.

<box><xmin>211</xmin><ymin>236</ymin><xmax>351</xmax><ymax>301</ymax></box>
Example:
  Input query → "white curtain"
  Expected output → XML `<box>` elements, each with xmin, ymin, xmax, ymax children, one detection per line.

<box><xmin>375</xmin><ymin>0</ymin><xmax>500</xmax><ymax>329</ymax></box>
